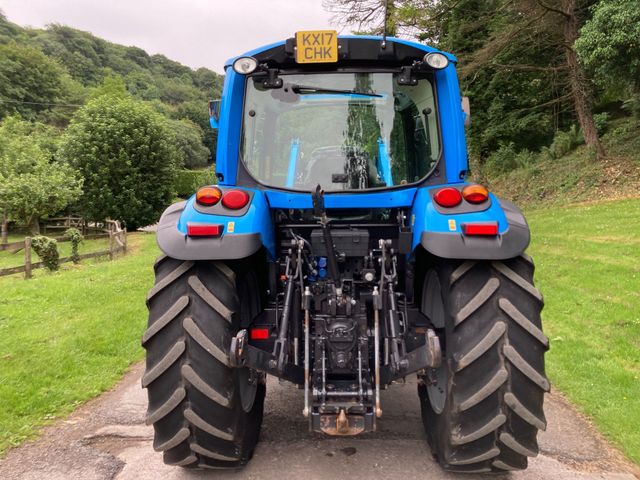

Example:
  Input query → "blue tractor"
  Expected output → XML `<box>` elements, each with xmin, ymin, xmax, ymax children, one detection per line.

<box><xmin>143</xmin><ymin>32</ymin><xmax>548</xmax><ymax>473</ymax></box>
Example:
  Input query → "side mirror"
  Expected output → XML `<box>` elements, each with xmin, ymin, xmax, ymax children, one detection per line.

<box><xmin>208</xmin><ymin>99</ymin><xmax>221</xmax><ymax>129</ymax></box>
<box><xmin>461</xmin><ymin>96</ymin><xmax>471</xmax><ymax>126</ymax></box>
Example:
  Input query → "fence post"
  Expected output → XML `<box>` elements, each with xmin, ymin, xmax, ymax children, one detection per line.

<box><xmin>108</xmin><ymin>231</ymin><xmax>114</xmax><ymax>260</ymax></box>
<box><xmin>24</xmin><ymin>237</ymin><xmax>32</xmax><ymax>279</ymax></box>
<box><xmin>1</xmin><ymin>211</ymin><xmax>8</xmax><ymax>248</ymax></box>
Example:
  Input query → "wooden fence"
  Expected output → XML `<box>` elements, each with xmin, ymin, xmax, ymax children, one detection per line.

<box><xmin>42</xmin><ymin>216</ymin><xmax>109</xmax><ymax>236</ymax></box>
<box><xmin>0</xmin><ymin>224</ymin><xmax>127</xmax><ymax>279</ymax></box>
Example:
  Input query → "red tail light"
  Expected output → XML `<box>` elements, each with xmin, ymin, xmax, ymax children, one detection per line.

<box><xmin>434</xmin><ymin>187</ymin><xmax>462</xmax><ymax>208</ymax></box>
<box><xmin>250</xmin><ymin>327</ymin><xmax>270</xmax><ymax>340</ymax></box>
<box><xmin>187</xmin><ymin>223</ymin><xmax>223</xmax><ymax>237</ymax></box>
<box><xmin>195</xmin><ymin>186</ymin><xmax>222</xmax><ymax>206</ymax></box>
<box><xmin>462</xmin><ymin>184</ymin><xmax>489</xmax><ymax>204</ymax></box>
<box><xmin>221</xmin><ymin>189</ymin><xmax>250</xmax><ymax>210</ymax></box>
<box><xmin>462</xmin><ymin>222</ymin><xmax>499</xmax><ymax>236</ymax></box>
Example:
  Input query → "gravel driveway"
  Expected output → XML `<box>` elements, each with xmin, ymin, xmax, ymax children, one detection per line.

<box><xmin>0</xmin><ymin>362</ymin><xmax>637</xmax><ymax>480</ymax></box>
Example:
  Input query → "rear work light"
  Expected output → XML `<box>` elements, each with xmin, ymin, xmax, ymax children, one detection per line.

<box><xmin>433</xmin><ymin>187</ymin><xmax>462</xmax><ymax>208</ymax></box>
<box><xmin>196</xmin><ymin>186</ymin><xmax>222</xmax><ymax>206</ymax></box>
<box><xmin>462</xmin><ymin>184</ymin><xmax>489</xmax><ymax>204</ymax></box>
<box><xmin>221</xmin><ymin>189</ymin><xmax>250</xmax><ymax>210</ymax></box>
<box><xmin>250</xmin><ymin>327</ymin><xmax>270</xmax><ymax>340</ymax></box>
<box><xmin>462</xmin><ymin>222</ymin><xmax>499</xmax><ymax>236</ymax></box>
<box><xmin>187</xmin><ymin>223</ymin><xmax>223</xmax><ymax>237</ymax></box>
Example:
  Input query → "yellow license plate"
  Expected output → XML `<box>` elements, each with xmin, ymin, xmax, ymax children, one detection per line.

<box><xmin>295</xmin><ymin>30</ymin><xmax>338</xmax><ymax>64</ymax></box>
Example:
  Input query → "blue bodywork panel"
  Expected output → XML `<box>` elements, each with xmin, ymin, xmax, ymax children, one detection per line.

<box><xmin>176</xmin><ymin>189</ymin><xmax>276</xmax><ymax>259</ymax></box>
<box><xmin>156</xmin><ymin>35</ymin><xmax>529</xmax><ymax>262</ymax></box>
<box><xmin>411</xmin><ymin>187</ymin><xmax>508</xmax><ymax>248</ymax></box>
<box><xmin>265</xmin><ymin>188</ymin><xmax>417</xmax><ymax>210</ymax></box>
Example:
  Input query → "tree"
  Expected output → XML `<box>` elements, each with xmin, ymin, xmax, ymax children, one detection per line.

<box><xmin>174</xmin><ymin>100</ymin><xmax>217</xmax><ymax>162</ymax></box>
<box><xmin>324</xmin><ymin>0</ymin><xmax>398</xmax><ymax>35</ymax></box>
<box><xmin>33</xmin><ymin>24</ymin><xmax>108</xmax><ymax>84</ymax></box>
<box><xmin>0</xmin><ymin>42</ymin><xmax>66</xmax><ymax>120</ymax></box>
<box><xmin>576</xmin><ymin>0</ymin><xmax>640</xmax><ymax>116</ymax></box>
<box><xmin>548</xmin><ymin>0</ymin><xmax>606</xmax><ymax>158</ymax></box>
<box><xmin>0</xmin><ymin>117</ymin><xmax>83</xmax><ymax>233</ymax></box>
<box><xmin>59</xmin><ymin>95</ymin><xmax>178</xmax><ymax>229</ymax></box>
<box><xmin>169</xmin><ymin>119</ymin><xmax>211</xmax><ymax>169</ymax></box>
<box><xmin>88</xmin><ymin>74</ymin><xmax>129</xmax><ymax>100</ymax></box>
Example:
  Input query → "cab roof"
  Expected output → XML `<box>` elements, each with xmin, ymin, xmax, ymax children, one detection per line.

<box><xmin>225</xmin><ymin>35</ymin><xmax>456</xmax><ymax>69</ymax></box>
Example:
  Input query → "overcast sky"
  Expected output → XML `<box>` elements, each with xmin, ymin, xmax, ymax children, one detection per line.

<box><xmin>0</xmin><ymin>0</ymin><xmax>351</xmax><ymax>73</ymax></box>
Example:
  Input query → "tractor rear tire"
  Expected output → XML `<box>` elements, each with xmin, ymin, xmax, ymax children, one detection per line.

<box><xmin>143</xmin><ymin>255</ymin><xmax>265</xmax><ymax>469</ymax></box>
<box><xmin>418</xmin><ymin>255</ymin><xmax>548</xmax><ymax>473</ymax></box>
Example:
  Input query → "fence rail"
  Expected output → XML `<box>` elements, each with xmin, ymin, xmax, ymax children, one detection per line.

<box><xmin>1</xmin><ymin>232</ymin><xmax>112</xmax><ymax>253</ymax></box>
<box><xmin>41</xmin><ymin>216</ymin><xmax>110</xmax><ymax>236</ymax></box>
<box><xmin>0</xmin><ymin>225</ymin><xmax>127</xmax><ymax>279</ymax></box>
<box><xmin>1</xmin><ymin>217</ymin><xmax>123</xmax><ymax>251</ymax></box>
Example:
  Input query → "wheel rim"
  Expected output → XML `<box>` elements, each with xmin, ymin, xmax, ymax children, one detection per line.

<box><xmin>423</xmin><ymin>269</ymin><xmax>448</xmax><ymax>414</ymax></box>
<box><xmin>426</xmin><ymin>365</ymin><xmax>448</xmax><ymax>414</ymax></box>
<box><xmin>238</xmin><ymin>367</ymin><xmax>258</xmax><ymax>413</ymax></box>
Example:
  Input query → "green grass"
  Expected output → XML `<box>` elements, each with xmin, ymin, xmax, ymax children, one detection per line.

<box><xmin>3</xmin><ymin>233</ymin><xmax>26</xmax><ymax>243</ymax></box>
<box><xmin>527</xmin><ymin>198</ymin><xmax>640</xmax><ymax>463</ymax></box>
<box><xmin>0</xmin><ymin>236</ymin><xmax>110</xmax><ymax>269</ymax></box>
<box><xmin>0</xmin><ymin>233</ymin><xmax>158</xmax><ymax>454</ymax></box>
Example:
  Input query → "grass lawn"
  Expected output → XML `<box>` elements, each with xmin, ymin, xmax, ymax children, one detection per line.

<box><xmin>0</xmin><ymin>232</ymin><xmax>158</xmax><ymax>454</ymax></box>
<box><xmin>0</xmin><ymin>236</ymin><xmax>111</xmax><ymax>270</ymax></box>
<box><xmin>527</xmin><ymin>197</ymin><xmax>640</xmax><ymax>463</ymax></box>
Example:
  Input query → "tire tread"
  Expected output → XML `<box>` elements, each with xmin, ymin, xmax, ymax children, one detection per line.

<box><xmin>144</xmin><ymin>258</ymin><xmax>265</xmax><ymax>470</ymax></box>
<box><xmin>420</xmin><ymin>257</ymin><xmax>547</xmax><ymax>473</ymax></box>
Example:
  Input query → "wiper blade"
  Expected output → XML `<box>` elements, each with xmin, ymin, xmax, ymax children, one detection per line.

<box><xmin>291</xmin><ymin>84</ymin><xmax>382</xmax><ymax>97</ymax></box>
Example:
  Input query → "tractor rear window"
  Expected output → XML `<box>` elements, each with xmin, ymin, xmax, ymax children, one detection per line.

<box><xmin>240</xmin><ymin>72</ymin><xmax>440</xmax><ymax>191</ymax></box>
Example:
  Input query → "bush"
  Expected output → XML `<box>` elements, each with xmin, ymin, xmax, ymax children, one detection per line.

<box><xmin>622</xmin><ymin>94</ymin><xmax>640</xmax><ymax>118</ymax></box>
<box><xmin>59</xmin><ymin>95</ymin><xmax>178</xmax><ymax>230</ymax></box>
<box><xmin>174</xmin><ymin>168</ymin><xmax>216</xmax><ymax>198</ymax></box>
<box><xmin>483</xmin><ymin>143</ymin><xmax>519</xmax><ymax>176</ymax></box>
<box><xmin>593</xmin><ymin>113</ymin><xmax>610</xmax><ymax>136</ymax></box>
<box><xmin>64</xmin><ymin>227</ymin><xmax>83</xmax><ymax>263</ymax></box>
<box><xmin>543</xmin><ymin>125</ymin><xmax>584</xmax><ymax>160</ymax></box>
<box><xmin>31</xmin><ymin>236</ymin><xmax>59</xmax><ymax>271</ymax></box>
<box><xmin>482</xmin><ymin>143</ymin><xmax>540</xmax><ymax>178</ymax></box>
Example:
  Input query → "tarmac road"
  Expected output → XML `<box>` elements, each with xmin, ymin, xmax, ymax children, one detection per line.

<box><xmin>0</xmin><ymin>362</ymin><xmax>637</xmax><ymax>480</ymax></box>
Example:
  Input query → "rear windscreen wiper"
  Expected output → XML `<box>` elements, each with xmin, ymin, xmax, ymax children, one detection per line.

<box><xmin>291</xmin><ymin>84</ymin><xmax>382</xmax><ymax>97</ymax></box>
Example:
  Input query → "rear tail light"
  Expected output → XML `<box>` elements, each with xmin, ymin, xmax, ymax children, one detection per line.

<box><xmin>221</xmin><ymin>189</ymin><xmax>250</xmax><ymax>210</ymax></box>
<box><xmin>187</xmin><ymin>223</ymin><xmax>223</xmax><ymax>237</ymax></box>
<box><xmin>462</xmin><ymin>222</ymin><xmax>499</xmax><ymax>236</ymax></box>
<box><xmin>433</xmin><ymin>187</ymin><xmax>462</xmax><ymax>208</ymax></box>
<box><xmin>250</xmin><ymin>327</ymin><xmax>270</xmax><ymax>340</ymax></box>
<box><xmin>462</xmin><ymin>184</ymin><xmax>489</xmax><ymax>204</ymax></box>
<box><xmin>195</xmin><ymin>186</ymin><xmax>222</xmax><ymax>206</ymax></box>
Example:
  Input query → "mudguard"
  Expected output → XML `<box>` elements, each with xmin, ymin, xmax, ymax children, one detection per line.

<box><xmin>156</xmin><ymin>189</ymin><xmax>276</xmax><ymax>261</ymax></box>
<box><xmin>412</xmin><ymin>186</ymin><xmax>530</xmax><ymax>260</ymax></box>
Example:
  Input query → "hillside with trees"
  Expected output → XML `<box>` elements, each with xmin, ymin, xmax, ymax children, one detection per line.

<box><xmin>0</xmin><ymin>12</ymin><xmax>222</xmax><ymax>235</ymax></box>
